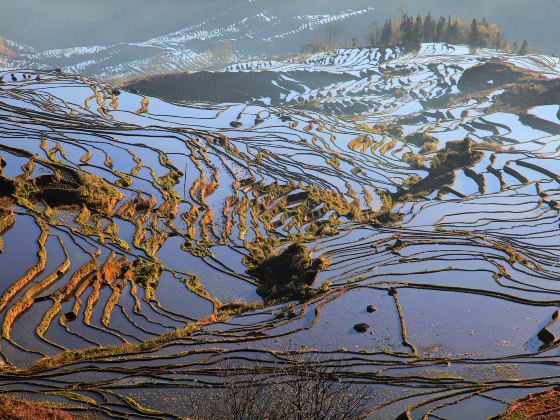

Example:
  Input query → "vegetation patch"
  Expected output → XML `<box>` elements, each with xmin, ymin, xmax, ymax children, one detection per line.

<box><xmin>396</xmin><ymin>137</ymin><xmax>483</xmax><ymax>200</ymax></box>
<box><xmin>218</xmin><ymin>300</ymin><xmax>264</xmax><ymax>316</ymax></box>
<box><xmin>131</xmin><ymin>259</ymin><xmax>163</xmax><ymax>288</ymax></box>
<box><xmin>406</xmin><ymin>132</ymin><xmax>440</xmax><ymax>153</ymax></box>
<box><xmin>0</xmin><ymin>395</ymin><xmax>73</xmax><ymax>420</ymax></box>
<box><xmin>247</xmin><ymin>243</ymin><xmax>329</xmax><ymax>302</ymax></box>
<box><xmin>372</xmin><ymin>14</ymin><xmax>517</xmax><ymax>52</ymax></box>
<box><xmin>405</xmin><ymin>132</ymin><xmax>438</xmax><ymax>148</ymax></box>
<box><xmin>1</xmin><ymin>165</ymin><xmax>122</xmax><ymax>216</ymax></box>
<box><xmin>76</xmin><ymin>174</ymin><xmax>123</xmax><ymax>214</ymax></box>
<box><xmin>355</xmin><ymin>122</ymin><xmax>403</xmax><ymax>139</ymax></box>
<box><xmin>0</xmin><ymin>206</ymin><xmax>15</xmax><ymax>234</ymax></box>
<box><xmin>493</xmin><ymin>387</ymin><xmax>560</xmax><ymax>419</ymax></box>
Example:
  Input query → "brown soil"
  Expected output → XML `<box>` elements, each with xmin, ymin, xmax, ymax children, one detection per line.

<box><xmin>496</xmin><ymin>388</ymin><xmax>560</xmax><ymax>419</ymax></box>
<box><xmin>0</xmin><ymin>396</ymin><xmax>74</xmax><ymax>420</ymax></box>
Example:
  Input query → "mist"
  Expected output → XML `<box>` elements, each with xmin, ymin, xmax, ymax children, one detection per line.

<box><xmin>1</xmin><ymin>0</ymin><xmax>558</xmax><ymax>54</ymax></box>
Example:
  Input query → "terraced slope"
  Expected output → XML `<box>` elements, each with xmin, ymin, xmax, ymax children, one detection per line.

<box><xmin>127</xmin><ymin>44</ymin><xmax>560</xmax><ymax>114</ymax></box>
<box><xmin>0</xmin><ymin>2</ymin><xmax>375</xmax><ymax>81</ymax></box>
<box><xmin>0</xmin><ymin>44</ymin><xmax>559</xmax><ymax>418</ymax></box>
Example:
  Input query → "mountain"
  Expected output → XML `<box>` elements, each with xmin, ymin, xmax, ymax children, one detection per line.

<box><xmin>2</xmin><ymin>0</ymin><xmax>559</xmax><ymax>82</ymax></box>
<box><xmin>125</xmin><ymin>43</ymin><xmax>560</xmax><ymax>115</ymax></box>
<box><xmin>0</xmin><ymin>0</ymin><xmax>377</xmax><ymax>80</ymax></box>
<box><xmin>1</xmin><ymin>43</ymin><xmax>560</xmax><ymax>418</ymax></box>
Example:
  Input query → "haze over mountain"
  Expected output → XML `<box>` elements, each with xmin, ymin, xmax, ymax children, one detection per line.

<box><xmin>1</xmin><ymin>0</ymin><xmax>558</xmax><ymax>82</ymax></box>
<box><xmin>373</xmin><ymin>0</ymin><xmax>559</xmax><ymax>55</ymax></box>
<box><xmin>1</xmin><ymin>0</ymin><xmax>558</xmax><ymax>53</ymax></box>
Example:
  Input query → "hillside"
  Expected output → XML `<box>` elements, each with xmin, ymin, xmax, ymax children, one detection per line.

<box><xmin>0</xmin><ymin>38</ymin><xmax>16</xmax><ymax>58</ymax></box>
<box><xmin>0</xmin><ymin>42</ymin><xmax>559</xmax><ymax>417</ymax></box>
<box><xmin>0</xmin><ymin>2</ymin><xmax>376</xmax><ymax>80</ymax></box>
<box><xmin>2</xmin><ymin>0</ymin><xmax>557</xmax><ymax>82</ymax></box>
<box><xmin>125</xmin><ymin>43</ymin><xmax>560</xmax><ymax>113</ymax></box>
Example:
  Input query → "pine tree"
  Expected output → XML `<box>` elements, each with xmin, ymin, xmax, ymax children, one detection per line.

<box><xmin>400</xmin><ymin>14</ymin><xmax>413</xmax><ymax>45</ymax></box>
<box><xmin>495</xmin><ymin>31</ymin><xmax>503</xmax><ymax>50</ymax></box>
<box><xmin>367</xmin><ymin>22</ymin><xmax>379</xmax><ymax>46</ymax></box>
<box><xmin>445</xmin><ymin>16</ymin><xmax>453</xmax><ymax>43</ymax></box>
<box><xmin>380</xmin><ymin>19</ymin><xmax>393</xmax><ymax>45</ymax></box>
<box><xmin>469</xmin><ymin>19</ymin><xmax>480</xmax><ymax>48</ymax></box>
<box><xmin>436</xmin><ymin>17</ymin><xmax>446</xmax><ymax>42</ymax></box>
<box><xmin>423</xmin><ymin>12</ymin><xmax>435</xmax><ymax>42</ymax></box>
<box><xmin>412</xmin><ymin>15</ymin><xmax>423</xmax><ymax>47</ymax></box>
<box><xmin>443</xmin><ymin>17</ymin><xmax>462</xmax><ymax>44</ymax></box>
<box><xmin>369</xmin><ymin>13</ymin><xmax>509</xmax><ymax>50</ymax></box>
<box><xmin>518</xmin><ymin>40</ymin><xmax>529</xmax><ymax>55</ymax></box>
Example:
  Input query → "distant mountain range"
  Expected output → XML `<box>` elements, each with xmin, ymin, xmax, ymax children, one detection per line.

<box><xmin>1</xmin><ymin>0</ymin><xmax>558</xmax><ymax>81</ymax></box>
<box><xmin>0</xmin><ymin>1</ymin><xmax>377</xmax><ymax>80</ymax></box>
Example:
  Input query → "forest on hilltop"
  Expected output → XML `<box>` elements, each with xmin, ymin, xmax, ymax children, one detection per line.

<box><xmin>304</xmin><ymin>13</ymin><xmax>531</xmax><ymax>54</ymax></box>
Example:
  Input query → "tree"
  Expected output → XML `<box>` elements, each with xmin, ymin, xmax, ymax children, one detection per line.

<box><xmin>302</xmin><ymin>38</ymin><xmax>328</xmax><ymax>53</ymax></box>
<box><xmin>211</xmin><ymin>40</ymin><xmax>233</xmax><ymax>66</ymax></box>
<box><xmin>412</xmin><ymin>15</ymin><xmax>423</xmax><ymax>47</ymax></box>
<box><xmin>445</xmin><ymin>16</ymin><xmax>453</xmax><ymax>42</ymax></box>
<box><xmin>184</xmin><ymin>358</ymin><xmax>370</xmax><ymax>419</ymax></box>
<box><xmin>380</xmin><ymin>19</ymin><xmax>393</xmax><ymax>45</ymax></box>
<box><xmin>423</xmin><ymin>13</ymin><xmax>435</xmax><ymax>42</ymax></box>
<box><xmin>367</xmin><ymin>22</ymin><xmax>379</xmax><ymax>46</ymax></box>
<box><xmin>496</xmin><ymin>32</ymin><xmax>503</xmax><ymax>50</ymax></box>
<box><xmin>518</xmin><ymin>40</ymin><xmax>529</xmax><ymax>55</ymax></box>
<box><xmin>326</xmin><ymin>23</ymin><xmax>340</xmax><ymax>50</ymax></box>
<box><xmin>444</xmin><ymin>17</ymin><xmax>462</xmax><ymax>44</ymax></box>
<box><xmin>368</xmin><ymin>13</ymin><xmax>510</xmax><ymax>51</ymax></box>
<box><xmin>435</xmin><ymin>16</ymin><xmax>447</xmax><ymax>42</ymax></box>
<box><xmin>400</xmin><ymin>14</ymin><xmax>414</xmax><ymax>45</ymax></box>
<box><xmin>469</xmin><ymin>19</ymin><xmax>480</xmax><ymax>48</ymax></box>
<box><xmin>495</xmin><ymin>32</ymin><xmax>508</xmax><ymax>51</ymax></box>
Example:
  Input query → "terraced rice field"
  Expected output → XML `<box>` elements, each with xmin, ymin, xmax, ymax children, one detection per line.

<box><xmin>0</xmin><ymin>5</ymin><xmax>374</xmax><ymax>81</ymax></box>
<box><xmin>0</xmin><ymin>43</ymin><xmax>559</xmax><ymax>418</ymax></box>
